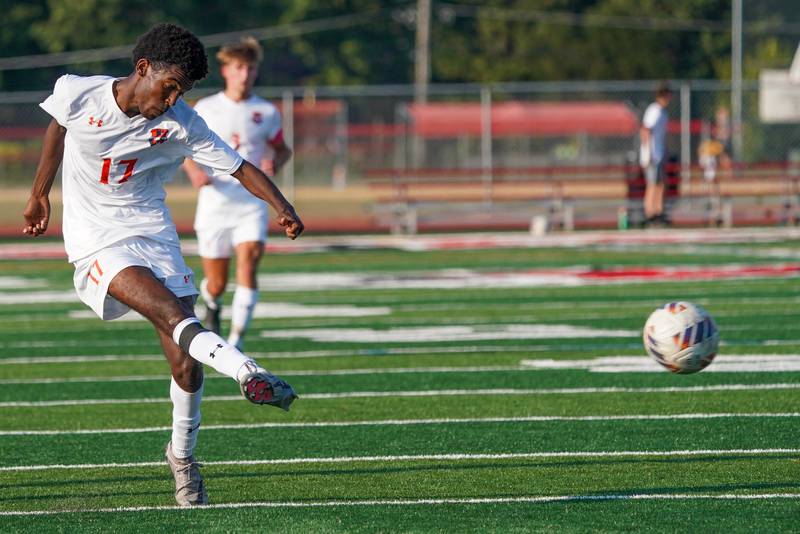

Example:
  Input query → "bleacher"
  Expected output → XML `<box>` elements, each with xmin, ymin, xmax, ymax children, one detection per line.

<box><xmin>365</xmin><ymin>161</ymin><xmax>800</xmax><ymax>234</ymax></box>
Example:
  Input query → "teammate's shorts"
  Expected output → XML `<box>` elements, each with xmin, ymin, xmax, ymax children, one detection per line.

<box><xmin>644</xmin><ymin>161</ymin><xmax>666</xmax><ymax>185</ymax></box>
<box><xmin>73</xmin><ymin>236</ymin><xmax>197</xmax><ymax>321</ymax></box>
<box><xmin>195</xmin><ymin>207</ymin><xmax>268</xmax><ymax>259</ymax></box>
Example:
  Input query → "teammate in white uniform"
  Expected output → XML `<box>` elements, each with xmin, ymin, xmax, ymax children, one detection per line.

<box><xmin>183</xmin><ymin>38</ymin><xmax>292</xmax><ymax>349</ymax></box>
<box><xmin>639</xmin><ymin>83</ymin><xmax>673</xmax><ymax>225</ymax></box>
<box><xmin>23</xmin><ymin>24</ymin><xmax>304</xmax><ymax>507</ymax></box>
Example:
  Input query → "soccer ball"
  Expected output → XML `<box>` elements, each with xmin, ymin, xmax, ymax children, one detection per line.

<box><xmin>643</xmin><ymin>301</ymin><xmax>719</xmax><ymax>374</ymax></box>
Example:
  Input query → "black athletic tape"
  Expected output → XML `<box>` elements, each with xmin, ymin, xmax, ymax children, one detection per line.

<box><xmin>178</xmin><ymin>321</ymin><xmax>207</xmax><ymax>355</ymax></box>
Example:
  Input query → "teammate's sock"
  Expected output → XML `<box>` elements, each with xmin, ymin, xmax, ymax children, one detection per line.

<box><xmin>172</xmin><ymin>318</ymin><xmax>255</xmax><ymax>380</ymax></box>
<box><xmin>170</xmin><ymin>377</ymin><xmax>203</xmax><ymax>459</ymax></box>
<box><xmin>228</xmin><ymin>285</ymin><xmax>258</xmax><ymax>349</ymax></box>
<box><xmin>200</xmin><ymin>278</ymin><xmax>221</xmax><ymax>311</ymax></box>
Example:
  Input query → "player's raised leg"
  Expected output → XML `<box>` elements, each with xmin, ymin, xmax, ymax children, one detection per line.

<box><xmin>228</xmin><ymin>240</ymin><xmax>263</xmax><ymax>350</ymax></box>
<box><xmin>107</xmin><ymin>265</ymin><xmax>297</xmax><ymax>409</ymax></box>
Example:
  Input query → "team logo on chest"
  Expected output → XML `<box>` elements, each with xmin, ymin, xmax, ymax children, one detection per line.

<box><xmin>88</xmin><ymin>116</ymin><xmax>104</xmax><ymax>127</ymax></box>
<box><xmin>149</xmin><ymin>128</ymin><xmax>169</xmax><ymax>146</ymax></box>
<box><xmin>252</xmin><ymin>111</ymin><xmax>262</xmax><ymax>124</ymax></box>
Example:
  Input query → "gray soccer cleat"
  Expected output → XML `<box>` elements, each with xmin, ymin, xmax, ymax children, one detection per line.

<box><xmin>238</xmin><ymin>361</ymin><xmax>298</xmax><ymax>411</ymax></box>
<box><xmin>165</xmin><ymin>441</ymin><xmax>208</xmax><ymax>506</ymax></box>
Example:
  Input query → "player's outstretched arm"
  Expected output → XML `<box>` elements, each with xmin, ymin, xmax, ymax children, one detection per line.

<box><xmin>23</xmin><ymin>119</ymin><xmax>65</xmax><ymax>237</ymax></box>
<box><xmin>231</xmin><ymin>160</ymin><xmax>304</xmax><ymax>239</ymax></box>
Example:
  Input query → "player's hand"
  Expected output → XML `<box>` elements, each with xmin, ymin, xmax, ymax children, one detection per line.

<box><xmin>278</xmin><ymin>206</ymin><xmax>304</xmax><ymax>240</ymax></box>
<box><xmin>260</xmin><ymin>158</ymin><xmax>275</xmax><ymax>177</ymax></box>
<box><xmin>23</xmin><ymin>195</ymin><xmax>50</xmax><ymax>237</ymax></box>
<box><xmin>187</xmin><ymin>170</ymin><xmax>212</xmax><ymax>188</ymax></box>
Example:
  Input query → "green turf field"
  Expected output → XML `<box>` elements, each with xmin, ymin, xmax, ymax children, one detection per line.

<box><xmin>0</xmin><ymin>235</ymin><xmax>798</xmax><ymax>532</ymax></box>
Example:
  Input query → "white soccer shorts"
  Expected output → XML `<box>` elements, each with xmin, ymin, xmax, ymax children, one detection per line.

<box><xmin>195</xmin><ymin>207</ymin><xmax>268</xmax><ymax>259</ymax></box>
<box><xmin>73</xmin><ymin>236</ymin><xmax>198</xmax><ymax>321</ymax></box>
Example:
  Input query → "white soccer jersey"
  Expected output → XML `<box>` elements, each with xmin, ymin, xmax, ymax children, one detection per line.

<box><xmin>40</xmin><ymin>75</ymin><xmax>243</xmax><ymax>263</ymax></box>
<box><xmin>192</xmin><ymin>92</ymin><xmax>283</xmax><ymax>227</ymax></box>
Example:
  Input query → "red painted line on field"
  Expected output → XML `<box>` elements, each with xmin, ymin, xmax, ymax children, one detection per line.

<box><xmin>476</xmin><ymin>264</ymin><xmax>800</xmax><ymax>283</ymax></box>
<box><xmin>575</xmin><ymin>264</ymin><xmax>800</xmax><ymax>281</ymax></box>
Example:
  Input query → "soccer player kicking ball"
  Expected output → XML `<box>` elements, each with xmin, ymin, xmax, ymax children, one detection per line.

<box><xmin>183</xmin><ymin>37</ymin><xmax>292</xmax><ymax>350</ymax></box>
<box><xmin>22</xmin><ymin>23</ymin><xmax>302</xmax><ymax>507</ymax></box>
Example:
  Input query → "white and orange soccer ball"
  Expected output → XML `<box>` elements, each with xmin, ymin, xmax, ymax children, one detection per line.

<box><xmin>643</xmin><ymin>301</ymin><xmax>719</xmax><ymax>374</ymax></box>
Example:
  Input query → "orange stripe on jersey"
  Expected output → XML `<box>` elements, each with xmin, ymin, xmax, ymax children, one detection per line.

<box><xmin>88</xmin><ymin>271</ymin><xmax>99</xmax><ymax>285</ymax></box>
<box><xmin>93</xmin><ymin>259</ymin><xmax>104</xmax><ymax>276</ymax></box>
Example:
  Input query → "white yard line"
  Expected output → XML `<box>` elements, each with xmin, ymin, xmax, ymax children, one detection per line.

<box><xmin>1</xmin><ymin>356</ymin><xmax>799</xmax><ymax>384</ymax></box>
<box><xmin>2</xmin><ymin>339</ymin><xmax>157</xmax><ymax>349</ymax></box>
<box><xmin>1</xmin><ymin>413</ymin><xmax>797</xmax><ymax>436</ymax></box>
<box><xmin>7</xmin><ymin>342</ymin><xmax>800</xmax><ymax>366</ymax></box>
<box><xmin>521</xmin><ymin>354</ymin><xmax>800</xmax><ymax>373</ymax></box>
<box><xmin>0</xmin><ymin>346</ymin><xmax>623</xmax><ymax>365</ymax></box>
<box><xmin>67</xmin><ymin>302</ymin><xmax>391</xmax><ymax>321</ymax></box>
<box><xmin>0</xmin><ymin>375</ymin><xmax>174</xmax><ymax>385</ymax></box>
<box><xmin>257</xmin><ymin>324</ymin><xmax>639</xmax><ymax>343</ymax></box>
<box><xmin>1</xmin><ymin>448</ymin><xmax>797</xmax><ymax>473</ymax></box>
<box><xmin>0</xmin><ymin>366</ymin><xmax>526</xmax><ymax>384</ymax></box>
<box><xmin>1</xmin><ymin>492</ymin><xmax>798</xmax><ymax>516</ymax></box>
<box><xmin>7</xmin><ymin>294</ymin><xmax>800</xmax><ymax>324</ymax></box>
<box><xmin>1</xmin><ymin>383</ymin><xmax>798</xmax><ymax>407</ymax></box>
<box><xmin>0</xmin><ymin>354</ymin><xmax>165</xmax><ymax>365</ymax></box>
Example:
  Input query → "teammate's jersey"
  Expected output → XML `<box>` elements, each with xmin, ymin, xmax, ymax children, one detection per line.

<box><xmin>192</xmin><ymin>92</ymin><xmax>283</xmax><ymax>224</ymax></box>
<box><xmin>40</xmin><ymin>74</ymin><xmax>243</xmax><ymax>263</ymax></box>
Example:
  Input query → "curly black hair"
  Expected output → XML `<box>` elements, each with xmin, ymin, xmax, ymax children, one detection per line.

<box><xmin>132</xmin><ymin>23</ymin><xmax>208</xmax><ymax>82</ymax></box>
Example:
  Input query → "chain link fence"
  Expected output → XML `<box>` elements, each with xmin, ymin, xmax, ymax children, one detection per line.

<box><xmin>2</xmin><ymin>80</ymin><xmax>800</xmax><ymax>230</ymax></box>
<box><xmin>2</xmin><ymin>80</ymin><xmax>796</xmax><ymax>185</ymax></box>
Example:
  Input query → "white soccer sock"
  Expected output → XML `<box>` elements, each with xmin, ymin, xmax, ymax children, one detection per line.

<box><xmin>200</xmin><ymin>278</ymin><xmax>221</xmax><ymax>310</ymax></box>
<box><xmin>172</xmin><ymin>317</ymin><xmax>255</xmax><ymax>381</ymax></box>
<box><xmin>170</xmin><ymin>377</ymin><xmax>203</xmax><ymax>459</ymax></box>
<box><xmin>228</xmin><ymin>285</ymin><xmax>259</xmax><ymax>349</ymax></box>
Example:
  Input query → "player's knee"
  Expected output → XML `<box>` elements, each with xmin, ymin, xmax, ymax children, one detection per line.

<box><xmin>172</xmin><ymin>357</ymin><xmax>203</xmax><ymax>392</ymax></box>
<box><xmin>163</xmin><ymin>306</ymin><xmax>194</xmax><ymax>332</ymax></box>
<box><xmin>248</xmin><ymin>246</ymin><xmax>263</xmax><ymax>263</ymax></box>
<box><xmin>239</xmin><ymin>243</ymin><xmax>263</xmax><ymax>265</ymax></box>
<box><xmin>204</xmin><ymin>277</ymin><xmax>226</xmax><ymax>297</ymax></box>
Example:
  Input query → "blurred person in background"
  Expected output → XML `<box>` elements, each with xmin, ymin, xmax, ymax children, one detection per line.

<box><xmin>183</xmin><ymin>37</ymin><xmax>292</xmax><ymax>350</ymax></box>
<box><xmin>639</xmin><ymin>83</ymin><xmax>672</xmax><ymax>226</ymax></box>
<box><xmin>713</xmin><ymin>105</ymin><xmax>733</xmax><ymax>172</ymax></box>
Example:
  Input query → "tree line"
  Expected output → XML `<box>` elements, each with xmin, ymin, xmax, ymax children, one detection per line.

<box><xmin>0</xmin><ymin>0</ymin><xmax>796</xmax><ymax>91</ymax></box>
